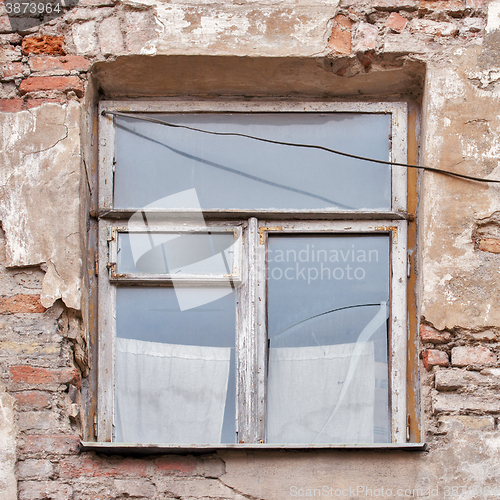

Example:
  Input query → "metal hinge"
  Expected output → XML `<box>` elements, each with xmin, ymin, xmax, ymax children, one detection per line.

<box><xmin>93</xmin><ymin>413</ymin><xmax>98</xmax><ymax>439</ymax></box>
<box><xmin>107</xmin><ymin>228</ymin><xmax>117</xmax><ymax>275</ymax></box>
<box><xmin>407</xmin><ymin>252</ymin><xmax>411</xmax><ymax>278</ymax></box>
<box><xmin>94</xmin><ymin>251</ymin><xmax>98</xmax><ymax>277</ymax></box>
<box><xmin>406</xmin><ymin>414</ymin><xmax>411</xmax><ymax>442</ymax></box>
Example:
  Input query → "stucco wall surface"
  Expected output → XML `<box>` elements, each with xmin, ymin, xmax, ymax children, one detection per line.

<box><xmin>0</xmin><ymin>102</ymin><xmax>84</xmax><ymax>311</ymax></box>
<box><xmin>2</xmin><ymin>0</ymin><xmax>500</xmax><ymax>498</ymax></box>
<box><xmin>420</xmin><ymin>48</ymin><xmax>500</xmax><ymax>331</ymax></box>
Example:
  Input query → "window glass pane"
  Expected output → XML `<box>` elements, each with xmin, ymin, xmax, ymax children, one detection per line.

<box><xmin>114</xmin><ymin>113</ymin><xmax>391</xmax><ymax>211</ymax></box>
<box><xmin>266</xmin><ymin>234</ymin><xmax>390</xmax><ymax>444</ymax></box>
<box><xmin>114</xmin><ymin>287</ymin><xmax>236</xmax><ymax>444</ymax></box>
<box><xmin>116</xmin><ymin>232</ymin><xmax>236</xmax><ymax>275</ymax></box>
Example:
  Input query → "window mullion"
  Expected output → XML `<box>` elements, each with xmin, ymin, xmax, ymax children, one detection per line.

<box><xmin>235</xmin><ymin>217</ymin><xmax>267</xmax><ymax>443</ymax></box>
<box><xmin>390</xmin><ymin>221</ymin><xmax>408</xmax><ymax>443</ymax></box>
<box><xmin>97</xmin><ymin>220</ymin><xmax>115</xmax><ymax>442</ymax></box>
<box><xmin>391</xmin><ymin>103</ymin><xmax>408</xmax><ymax>213</ymax></box>
<box><xmin>236</xmin><ymin>217</ymin><xmax>260</xmax><ymax>443</ymax></box>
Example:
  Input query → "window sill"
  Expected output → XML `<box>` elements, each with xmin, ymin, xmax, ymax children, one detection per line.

<box><xmin>80</xmin><ymin>441</ymin><xmax>426</xmax><ymax>455</ymax></box>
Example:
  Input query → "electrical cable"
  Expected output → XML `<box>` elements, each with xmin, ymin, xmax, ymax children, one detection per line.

<box><xmin>103</xmin><ymin>110</ymin><xmax>500</xmax><ymax>184</ymax></box>
<box><xmin>115</xmin><ymin>121</ymin><xmax>356</xmax><ymax>210</ymax></box>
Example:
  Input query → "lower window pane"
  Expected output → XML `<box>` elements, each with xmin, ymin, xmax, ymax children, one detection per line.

<box><xmin>266</xmin><ymin>234</ymin><xmax>390</xmax><ymax>444</ymax></box>
<box><xmin>114</xmin><ymin>287</ymin><xmax>236</xmax><ymax>444</ymax></box>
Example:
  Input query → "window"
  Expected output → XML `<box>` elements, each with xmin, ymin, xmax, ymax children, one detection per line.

<box><xmin>97</xmin><ymin>101</ymin><xmax>408</xmax><ymax>446</ymax></box>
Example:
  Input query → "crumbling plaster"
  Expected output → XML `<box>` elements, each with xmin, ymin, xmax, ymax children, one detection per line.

<box><xmin>420</xmin><ymin>46</ymin><xmax>500</xmax><ymax>331</ymax></box>
<box><xmin>0</xmin><ymin>102</ymin><xmax>85</xmax><ymax>311</ymax></box>
<box><xmin>103</xmin><ymin>0</ymin><xmax>342</xmax><ymax>58</ymax></box>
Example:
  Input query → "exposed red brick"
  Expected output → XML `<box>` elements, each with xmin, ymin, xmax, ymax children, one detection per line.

<box><xmin>10</xmin><ymin>366</ymin><xmax>80</xmax><ymax>386</ymax></box>
<box><xmin>423</xmin><ymin>349</ymin><xmax>449</xmax><ymax>371</ymax></box>
<box><xmin>385</xmin><ymin>12</ymin><xmax>408</xmax><ymax>32</ymax></box>
<box><xmin>13</xmin><ymin>391</ymin><xmax>51</xmax><ymax>409</ymax></box>
<box><xmin>19</xmin><ymin>76</ymin><xmax>83</xmax><ymax>97</ymax></box>
<box><xmin>26</xmin><ymin>98</ymin><xmax>66</xmax><ymax>109</ymax></box>
<box><xmin>1</xmin><ymin>62</ymin><xmax>26</xmax><ymax>79</ymax></box>
<box><xmin>59</xmin><ymin>457</ymin><xmax>147</xmax><ymax>478</ymax></box>
<box><xmin>22</xmin><ymin>35</ymin><xmax>65</xmax><ymax>55</ymax></box>
<box><xmin>21</xmin><ymin>435</ymin><xmax>80</xmax><ymax>455</ymax></box>
<box><xmin>0</xmin><ymin>294</ymin><xmax>45</xmax><ymax>313</ymax></box>
<box><xmin>29</xmin><ymin>55</ymin><xmax>90</xmax><ymax>72</ymax></box>
<box><xmin>155</xmin><ymin>456</ymin><xmax>197</xmax><ymax>474</ymax></box>
<box><xmin>420</xmin><ymin>324</ymin><xmax>453</xmax><ymax>344</ymax></box>
<box><xmin>452</xmin><ymin>346</ymin><xmax>497</xmax><ymax>367</ymax></box>
<box><xmin>0</xmin><ymin>98</ymin><xmax>24</xmax><ymax>112</ymax></box>
<box><xmin>477</xmin><ymin>237</ymin><xmax>500</xmax><ymax>254</ymax></box>
<box><xmin>328</xmin><ymin>15</ymin><xmax>353</xmax><ymax>55</ymax></box>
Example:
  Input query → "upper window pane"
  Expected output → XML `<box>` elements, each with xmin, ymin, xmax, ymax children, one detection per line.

<box><xmin>114</xmin><ymin>113</ymin><xmax>392</xmax><ymax>211</ymax></box>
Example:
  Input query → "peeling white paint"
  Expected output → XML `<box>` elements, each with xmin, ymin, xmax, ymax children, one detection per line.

<box><xmin>156</xmin><ymin>4</ymin><xmax>190</xmax><ymax>37</ymax></box>
<box><xmin>0</xmin><ymin>102</ymin><xmax>84</xmax><ymax>310</ymax></box>
<box><xmin>427</xmin><ymin>66</ymin><xmax>467</xmax><ymax>114</ymax></box>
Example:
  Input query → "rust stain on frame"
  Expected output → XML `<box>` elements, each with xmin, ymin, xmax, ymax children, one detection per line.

<box><xmin>259</xmin><ymin>226</ymin><xmax>283</xmax><ymax>245</ymax></box>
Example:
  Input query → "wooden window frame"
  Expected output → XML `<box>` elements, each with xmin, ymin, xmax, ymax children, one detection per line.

<box><xmin>95</xmin><ymin>100</ymin><xmax>412</xmax><ymax>448</ymax></box>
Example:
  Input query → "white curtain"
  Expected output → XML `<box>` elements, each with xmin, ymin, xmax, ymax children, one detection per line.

<box><xmin>267</xmin><ymin>341</ymin><xmax>375</xmax><ymax>444</ymax></box>
<box><xmin>114</xmin><ymin>337</ymin><xmax>231</xmax><ymax>444</ymax></box>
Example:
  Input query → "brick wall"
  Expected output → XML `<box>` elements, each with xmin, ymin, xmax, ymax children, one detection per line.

<box><xmin>0</xmin><ymin>0</ymin><xmax>488</xmax><ymax>109</ymax></box>
<box><xmin>421</xmin><ymin>323</ymin><xmax>500</xmax><ymax>435</ymax></box>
